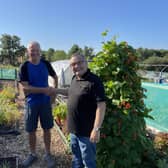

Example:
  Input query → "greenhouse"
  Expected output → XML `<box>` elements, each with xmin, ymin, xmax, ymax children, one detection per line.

<box><xmin>49</xmin><ymin>60</ymin><xmax>73</xmax><ymax>88</ymax></box>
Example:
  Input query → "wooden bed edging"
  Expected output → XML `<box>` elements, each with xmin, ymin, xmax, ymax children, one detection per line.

<box><xmin>53</xmin><ymin>121</ymin><xmax>71</xmax><ymax>153</ymax></box>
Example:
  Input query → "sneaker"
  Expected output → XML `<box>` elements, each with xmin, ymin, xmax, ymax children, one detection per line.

<box><xmin>44</xmin><ymin>153</ymin><xmax>56</xmax><ymax>168</ymax></box>
<box><xmin>22</xmin><ymin>154</ymin><xmax>38</xmax><ymax>167</ymax></box>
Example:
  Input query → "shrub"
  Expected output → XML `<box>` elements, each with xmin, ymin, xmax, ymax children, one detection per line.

<box><xmin>90</xmin><ymin>36</ymin><xmax>155</xmax><ymax>168</ymax></box>
<box><xmin>0</xmin><ymin>86</ymin><xmax>20</xmax><ymax>128</ymax></box>
<box><xmin>0</xmin><ymin>86</ymin><xmax>16</xmax><ymax>102</ymax></box>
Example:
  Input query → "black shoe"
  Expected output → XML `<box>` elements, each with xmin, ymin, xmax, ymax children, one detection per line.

<box><xmin>22</xmin><ymin>154</ymin><xmax>38</xmax><ymax>168</ymax></box>
<box><xmin>44</xmin><ymin>153</ymin><xmax>56</xmax><ymax>168</ymax></box>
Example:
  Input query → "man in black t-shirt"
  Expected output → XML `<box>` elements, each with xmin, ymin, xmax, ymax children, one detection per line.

<box><xmin>55</xmin><ymin>53</ymin><xmax>106</xmax><ymax>168</ymax></box>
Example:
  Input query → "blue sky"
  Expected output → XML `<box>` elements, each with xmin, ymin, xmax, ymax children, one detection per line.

<box><xmin>0</xmin><ymin>0</ymin><xmax>167</xmax><ymax>52</ymax></box>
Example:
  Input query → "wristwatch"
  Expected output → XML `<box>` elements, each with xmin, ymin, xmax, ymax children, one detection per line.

<box><xmin>93</xmin><ymin>127</ymin><xmax>100</xmax><ymax>132</ymax></box>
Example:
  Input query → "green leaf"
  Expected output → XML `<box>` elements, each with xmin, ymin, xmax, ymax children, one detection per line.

<box><xmin>101</xmin><ymin>30</ymin><xmax>109</xmax><ymax>37</ymax></box>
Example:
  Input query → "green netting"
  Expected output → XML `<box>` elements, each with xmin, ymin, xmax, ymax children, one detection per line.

<box><xmin>0</xmin><ymin>68</ymin><xmax>17</xmax><ymax>80</ymax></box>
<box><xmin>143</xmin><ymin>82</ymin><xmax>168</xmax><ymax>132</ymax></box>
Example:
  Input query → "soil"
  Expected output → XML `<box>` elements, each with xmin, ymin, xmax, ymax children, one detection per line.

<box><xmin>0</xmin><ymin>112</ymin><xmax>72</xmax><ymax>168</ymax></box>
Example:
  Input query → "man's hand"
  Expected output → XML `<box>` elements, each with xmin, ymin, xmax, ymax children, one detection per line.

<box><xmin>91</xmin><ymin>102</ymin><xmax>106</xmax><ymax>143</ymax></box>
<box><xmin>44</xmin><ymin>87</ymin><xmax>56</xmax><ymax>96</ymax></box>
<box><xmin>44</xmin><ymin>87</ymin><xmax>57</xmax><ymax>104</ymax></box>
<box><xmin>90</xmin><ymin>129</ymin><xmax>100</xmax><ymax>143</ymax></box>
<box><xmin>49</xmin><ymin>87</ymin><xmax>57</xmax><ymax>104</ymax></box>
<box><xmin>53</xmin><ymin>88</ymin><xmax>69</xmax><ymax>96</ymax></box>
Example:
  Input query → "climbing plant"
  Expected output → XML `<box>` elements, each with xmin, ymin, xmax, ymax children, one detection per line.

<box><xmin>90</xmin><ymin>36</ymin><xmax>156</xmax><ymax>168</ymax></box>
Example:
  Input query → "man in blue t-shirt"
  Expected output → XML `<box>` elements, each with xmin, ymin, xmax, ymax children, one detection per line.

<box><xmin>19</xmin><ymin>41</ymin><xmax>57</xmax><ymax>168</ymax></box>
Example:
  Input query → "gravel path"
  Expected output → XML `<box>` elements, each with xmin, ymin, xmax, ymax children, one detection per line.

<box><xmin>0</xmin><ymin>113</ymin><xmax>71</xmax><ymax>168</ymax></box>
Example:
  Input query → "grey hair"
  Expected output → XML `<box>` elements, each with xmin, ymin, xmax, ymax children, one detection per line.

<box><xmin>27</xmin><ymin>41</ymin><xmax>41</xmax><ymax>50</ymax></box>
<box><xmin>71</xmin><ymin>53</ymin><xmax>86</xmax><ymax>61</ymax></box>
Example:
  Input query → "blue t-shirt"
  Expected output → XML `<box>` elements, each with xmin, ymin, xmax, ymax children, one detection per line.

<box><xmin>19</xmin><ymin>59</ymin><xmax>56</xmax><ymax>106</ymax></box>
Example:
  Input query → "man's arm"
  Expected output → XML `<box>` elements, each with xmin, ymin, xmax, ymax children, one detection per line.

<box><xmin>49</xmin><ymin>75</ymin><xmax>58</xmax><ymax>103</ymax></box>
<box><xmin>20</xmin><ymin>81</ymin><xmax>50</xmax><ymax>96</ymax></box>
<box><xmin>55</xmin><ymin>88</ymin><xmax>69</xmax><ymax>96</ymax></box>
<box><xmin>52</xmin><ymin>75</ymin><xmax>58</xmax><ymax>88</ymax></box>
<box><xmin>50</xmin><ymin>75</ymin><xmax>58</xmax><ymax>88</ymax></box>
<box><xmin>44</xmin><ymin>59</ymin><xmax>58</xmax><ymax>88</ymax></box>
<box><xmin>90</xmin><ymin>101</ymin><xmax>106</xmax><ymax>143</ymax></box>
<box><xmin>93</xmin><ymin>102</ymin><xmax>106</xmax><ymax>130</ymax></box>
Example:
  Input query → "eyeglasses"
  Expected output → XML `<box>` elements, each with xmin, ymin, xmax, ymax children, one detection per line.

<box><xmin>70</xmin><ymin>60</ymin><xmax>85</xmax><ymax>67</ymax></box>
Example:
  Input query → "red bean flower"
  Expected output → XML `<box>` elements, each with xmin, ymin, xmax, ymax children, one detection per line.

<box><xmin>125</xmin><ymin>102</ymin><xmax>131</xmax><ymax>109</ymax></box>
<box><xmin>100</xmin><ymin>133</ymin><xmax>107</xmax><ymax>139</ymax></box>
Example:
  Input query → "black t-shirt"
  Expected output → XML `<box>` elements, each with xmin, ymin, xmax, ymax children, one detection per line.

<box><xmin>67</xmin><ymin>69</ymin><xmax>106</xmax><ymax>137</ymax></box>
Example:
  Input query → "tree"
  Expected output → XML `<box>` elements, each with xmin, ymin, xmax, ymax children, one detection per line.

<box><xmin>68</xmin><ymin>44</ymin><xmax>82</xmax><ymax>57</ymax></box>
<box><xmin>44</xmin><ymin>48</ymin><xmax>67</xmax><ymax>62</ymax></box>
<box><xmin>136</xmin><ymin>48</ymin><xmax>155</xmax><ymax>61</ymax></box>
<box><xmin>68</xmin><ymin>44</ymin><xmax>95</xmax><ymax>60</ymax></box>
<box><xmin>83</xmin><ymin>46</ymin><xmax>95</xmax><ymax>60</ymax></box>
<box><xmin>41</xmin><ymin>50</ymin><xmax>47</xmax><ymax>60</ymax></box>
<box><xmin>15</xmin><ymin>45</ymin><xmax>26</xmax><ymax>63</ymax></box>
<box><xmin>143</xmin><ymin>56</ymin><xmax>163</xmax><ymax>64</ymax></box>
<box><xmin>143</xmin><ymin>56</ymin><xmax>168</xmax><ymax>72</ymax></box>
<box><xmin>0</xmin><ymin>34</ymin><xmax>26</xmax><ymax>65</ymax></box>
<box><xmin>136</xmin><ymin>48</ymin><xmax>168</xmax><ymax>63</ymax></box>
<box><xmin>45</xmin><ymin>48</ymin><xmax>55</xmax><ymax>62</ymax></box>
<box><xmin>0</xmin><ymin>34</ymin><xmax>12</xmax><ymax>64</ymax></box>
<box><xmin>53</xmin><ymin>50</ymin><xmax>67</xmax><ymax>61</ymax></box>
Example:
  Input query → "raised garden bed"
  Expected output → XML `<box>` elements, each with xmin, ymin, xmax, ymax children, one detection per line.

<box><xmin>54</xmin><ymin>120</ymin><xmax>69</xmax><ymax>150</ymax></box>
<box><xmin>0</xmin><ymin>86</ymin><xmax>21</xmax><ymax>136</ymax></box>
<box><xmin>0</xmin><ymin>129</ymin><xmax>20</xmax><ymax>136</ymax></box>
<box><xmin>52</xmin><ymin>98</ymin><xmax>70</xmax><ymax>152</ymax></box>
<box><xmin>0</xmin><ymin>114</ymin><xmax>20</xmax><ymax>136</ymax></box>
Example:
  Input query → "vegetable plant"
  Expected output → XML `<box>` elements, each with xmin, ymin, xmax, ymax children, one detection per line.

<box><xmin>53</xmin><ymin>103</ymin><xmax>67</xmax><ymax>127</ymax></box>
<box><xmin>90</xmin><ymin>35</ymin><xmax>156</xmax><ymax>168</ymax></box>
<box><xmin>0</xmin><ymin>86</ymin><xmax>20</xmax><ymax>128</ymax></box>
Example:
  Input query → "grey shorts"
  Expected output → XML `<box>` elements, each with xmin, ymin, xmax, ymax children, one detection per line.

<box><xmin>24</xmin><ymin>103</ymin><xmax>53</xmax><ymax>132</ymax></box>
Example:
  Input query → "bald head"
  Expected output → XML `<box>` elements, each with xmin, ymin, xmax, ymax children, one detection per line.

<box><xmin>27</xmin><ymin>41</ymin><xmax>41</xmax><ymax>63</ymax></box>
<box><xmin>27</xmin><ymin>41</ymin><xmax>41</xmax><ymax>50</ymax></box>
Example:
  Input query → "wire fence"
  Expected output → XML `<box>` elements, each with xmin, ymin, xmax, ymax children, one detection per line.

<box><xmin>0</xmin><ymin>68</ymin><xmax>17</xmax><ymax>80</ymax></box>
